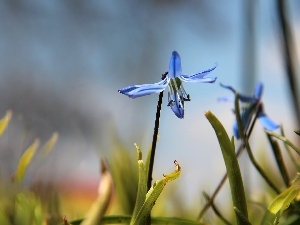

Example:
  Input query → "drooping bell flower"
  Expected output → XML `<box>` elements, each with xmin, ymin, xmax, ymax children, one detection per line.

<box><xmin>219</xmin><ymin>82</ymin><xmax>279</xmax><ymax>138</ymax></box>
<box><xmin>118</xmin><ymin>51</ymin><xmax>217</xmax><ymax>118</ymax></box>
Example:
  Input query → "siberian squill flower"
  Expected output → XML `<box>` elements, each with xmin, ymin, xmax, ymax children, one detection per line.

<box><xmin>118</xmin><ymin>51</ymin><xmax>217</xmax><ymax>118</ymax></box>
<box><xmin>219</xmin><ymin>82</ymin><xmax>279</xmax><ymax>139</ymax></box>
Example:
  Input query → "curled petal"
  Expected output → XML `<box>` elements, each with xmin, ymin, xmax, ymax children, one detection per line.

<box><xmin>179</xmin><ymin>64</ymin><xmax>217</xmax><ymax>83</ymax></box>
<box><xmin>258</xmin><ymin>111</ymin><xmax>280</xmax><ymax>131</ymax></box>
<box><xmin>168</xmin><ymin>92</ymin><xmax>184</xmax><ymax>119</ymax></box>
<box><xmin>168</xmin><ymin>51</ymin><xmax>182</xmax><ymax>79</ymax></box>
<box><xmin>118</xmin><ymin>77</ymin><xmax>169</xmax><ymax>99</ymax></box>
<box><xmin>220</xmin><ymin>83</ymin><xmax>237</xmax><ymax>93</ymax></box>
<box><xmin>220</xmin><ymin>83</ymin><xmax>257</xmax><ymax>103</ymax></box>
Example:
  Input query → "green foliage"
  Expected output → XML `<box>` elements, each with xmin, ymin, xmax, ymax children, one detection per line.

<box><xmin>0</xmin><ymin>183</ymin><xmax>45</xmax><ymax>225</ymax></box>
<box><xmin>130</xmin><ymin>145</ymin><xmax>181</xmax><ymax>225</ymax></box>
<box><xmin>14</xmin><ymin>139</ymin><xmax>40</xmax><ymax>183</ymax></box>
<box><xmin>2</xmin><ymin>78</ymin><xmax>300</xmax><ymax>225</ymax></box>
<box><xmin>69</xmin><ymin>215</ymin><xmax>205</xmax><ymax>225</ymax></box>
<box><xmin>261</xmin><ymin>174</ymin><xmax>300</xmax><ymax>225</ymax></box>
<box><xmin>205</xmin><ymin>110</ymin><xmax>249</xmax><ymax>225</ymax></box>
<box><xmin>107</xmin><ymin>143</ymin><xmax>139</xmax><ymax>214</ymax></box>
<box><xmin>0</xmin><ymin>111</ymin><xmax>60</xmax><ymax>225</ymax></box>
<box><xmin>0</xmin><ymin>110</ymin><xmax>12</xmax><ymax>136</ymax></box>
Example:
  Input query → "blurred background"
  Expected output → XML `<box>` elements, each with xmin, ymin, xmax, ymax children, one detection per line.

<box><xmin>0</xmin><ymin>0</ymin><xmax>299</xmax><ymax>221</ymax></box>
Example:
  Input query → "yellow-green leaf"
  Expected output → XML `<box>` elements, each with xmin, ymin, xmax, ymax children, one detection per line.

<box><xmin>131</xmin><ymin>143</ymin><xmax>147</xmax><ymax>221</ymax></box>
<box><xmin>0</xmin><ymin>110</ymin><xmax>12</xmax><ymax>137</ymax></box>
<box><xmin>261</xmin><ymin>174</ymin><xmax>300</xmax><ymax>225</ymax></box>
<box><xmin>41</xmin><ymin>132</ymin><xmax>59</xmax><ymax>156</ymax></box>
<box><xmin>131</xmin><ymin>160</ymin><xmax>181</xmax><ymax>225</ymax></box>
<box><xmin>15</xmin><ymin>139</ymin><xmax>40</xmax><ymax>183</ymax></box>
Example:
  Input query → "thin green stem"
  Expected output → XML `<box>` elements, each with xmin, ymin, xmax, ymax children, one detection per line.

<box><xmin>266</xmin><ymin>132</ymin><xmax>290</xmax><ymax>187</ymax></box>
<box><xmin>197</xmin><ymin>96</ymin><xmax>259</xmax><ymax>221</ymax></box>
<box><xmin>266</xmin><ymin>131</ymin><xmax>300</xmax><ymax>156</ymax></box>
<box><xmin>203</xmin><ymin>192</ymin><xmax>232</xmax><ymax>225</ymax></box>
<box><xmin>280</xmin><ymin>126</ymin><xmax>299</xmax><ymax>169</ymax></box>
<box><xmin>235</xmin><ymin>96</ymin><xmax>280</xmax><ymax>194</ymax></box>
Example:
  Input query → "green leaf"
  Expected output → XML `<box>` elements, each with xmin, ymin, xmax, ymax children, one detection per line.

<box><xmin>205</xmin><ymin>111</ymin><xmax>248</xmax><ymax>225</ymax></box>
<box><xmin>15</xmin><ymin>139</ymin><xmax>40</xmax><ymax>183</ymax></box>
<box><xmin>131</xmin><ymin>143</ymin><xmax>147</xmax><ymax>221</ymax></box>
<box><xmin>234</xmin><ymin>207</ymin><xmax>251</xmax><ymax>225</ymax></box>
<box><xmin>130</xmin><ymin>161</ymin><xmax>181</xmax><ymax>225</ymax></box>
<box><xmin>69</xmin><ymin>215</ymin><xmax>204</xmax><ymax>225</ymax></box>
<box><xmin>14</xmin><ymin>192</ymin><xmax>44</xmax><ymax>225</ymax></box>
<box><xmin>41</xmin><ymin>132</ymin><xmax>58</xmax><ymax>156</ymax></box>
<box><xmin>266</xmin><ymin>131</ymin><xmax>300</xmax><ymax>155</ymax></box>
<box><xmin>0</xmin><ymin>110</ymin><xmax>12</xmax><ymax>137</ymax></box>
<box><xmin>261</xmin><ymin>174</ymin><xmax>300</xmax><ymax>225</ymax></box>
<box><xmin>266</xmin><ymin>131</ymin><xmax>290</xmax><ymax>187</ymax></box>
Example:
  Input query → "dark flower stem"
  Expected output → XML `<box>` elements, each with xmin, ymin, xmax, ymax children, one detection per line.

<box><xmin>266</xmin><ymin>132</ymin><xmax>290</xmax><ymax>187</ymax></box>
<box><xmin>146</xmin><ymin>72</ymin><xmax>167</xmax><ymax>225</ymax></box>
<box><xmin>147</xmin><ymin>72</ymin><xmax>168</xmax><ymax>191</ymax></box>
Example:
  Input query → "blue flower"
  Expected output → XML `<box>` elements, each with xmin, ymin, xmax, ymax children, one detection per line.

<box><xmin>219</xmin><ymin>82</ymin><xmax>279</xmax><ymax>138</ymax></box>
<box><xmin>118</xmin><ymin>51</ymin><xmax>217</xmax><ymax>118</ymax></box>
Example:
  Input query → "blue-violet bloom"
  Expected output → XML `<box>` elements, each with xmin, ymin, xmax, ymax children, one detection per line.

<box><xmin>118</xmin><ymin>51</ymin><xmax>217</xmax><ymax>118</ymax></box>
<box><xmin>219</xmin><ymin>82</ymin><xmax>279</xmax><ymax>138</ymax></box>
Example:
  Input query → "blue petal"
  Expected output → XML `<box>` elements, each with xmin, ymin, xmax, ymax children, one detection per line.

<box><xmin>179</xmin><ymin>64</ymin><xmax>217</xmax><ymax>83</ymax></box>
<box><xmin>220</xmin><ymin>83</ymin><xmax>257</xmax><ymax>103</ymax></box>
<box><xmin>258</xmin><ymin>111</ymin><xmax>280</xmax><ymax>131</ymax></box>
<box><xmin>220</xmin><ymin>83</ymin><xmax>237</xmax><ymax>93</ymax></box>
<box><xmin>217</xmin><ymin>96</ymin><xmax>234</xmax><ymax>102</ymax></box>
<box><xmin>233</xmin><ymin>122</ymin><xmax>240</xmax><ymax>139</ymax></box>
<box><xmin>118</xmin><ymin>77</ymin><xmax>169</xmax><ymax>99</ymax></box>
<box><xmin>168</xmin><ymin>51</ymin><xmax>182</xmax><ymax>79</ymax></box>
<box><xmin>254</xmin><ymin>82</ymin><xmax>263</xmax><ymax>99</ymax></box>
<box><xmin>233</xmin><ymin>103</ymin><xmax>257</xmax><ymax>139</ymax></box>
<box><xmin>168</xmin><ymin>91</ymin><xmax>184</xmax><ymax>119</ymax></box>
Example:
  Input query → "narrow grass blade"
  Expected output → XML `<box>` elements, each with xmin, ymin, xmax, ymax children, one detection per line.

<box><xmin>203</xmin><ymin>192</ymin><xmax>232</xmax><ymax>225</ymax></box>
<box><xmin>15</xmin><ymin>139</ymin><xmax>40</xmax><ymax>183</ymax></box>
<box><xmin>0</xmin><ymin>110</ymin><xmax>12</xmax><ymax>136</ymax></box>
<box><xmin>234</xmin><ymin>207</ymin><xmax>251</xmax><ymax>225</ymax></box>
<box><xmin>41</xmin><ymin>132</ymin><xmax>59</xmax><ymax>156</ymax></box>
<box><xmin>266</xmin><ymin>131</ymin><xmax>300</xmax><ymax>155</ymax></box>
<box><xmin>131</xmin><ymin>143</ymin><xmax>147</xmax><ymax>221</ymax></box>
<box><xmin>205</xmin><ymin>111</ymin><xmax>248</xmax><ymax>225</ymax></box>
<box><xmin>266</xmin><ymin>132</ymin><xmax>290</xmax><ymax>187</ymax></box>
<box><xmin>261</xmin><ymin>174</ymin><xmax>300</xmax><ymax>225</ymax></box>
<box><xmin>69</xmin><ymin>215</ymin><xmax>204</xmax><ymax>225</ymax></box>
<box><xmin>130</xmin><ymin>161</ymin><xmax>181</xmax><ymax>225</ymax></box>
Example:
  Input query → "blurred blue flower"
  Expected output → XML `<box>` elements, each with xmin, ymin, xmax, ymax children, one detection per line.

<box><xmin>219</xmin><ymin>82</ymin><xmax>279</xmax><ymax>138</ymax></box>
<box><xmin>118</xmin><ymin>51</ymin><xmax>217</xmax><ymax>118</ymax></box>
